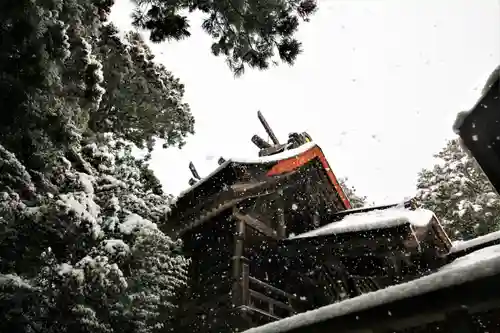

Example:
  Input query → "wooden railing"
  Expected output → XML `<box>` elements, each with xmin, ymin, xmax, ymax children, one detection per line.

<box><xmin>237</xmin><ymin>263</ymin><xmax>298</xmax><ymax>322</ymax></box>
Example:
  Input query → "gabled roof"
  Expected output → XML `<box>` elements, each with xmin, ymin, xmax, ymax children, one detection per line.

<box><xmin>165</xmin><ymin>141</ymin><xmax>352</xmax><ymax>236</ymax></box>
<box><xmin>170</xmin><ymin>142</ymin><xmax>351</xmax><ymax>214</ymax></box>
<box><xmin>175</xmin><ymin>142</ymin><xmax>319</xmax><ymax>201</ymax></box>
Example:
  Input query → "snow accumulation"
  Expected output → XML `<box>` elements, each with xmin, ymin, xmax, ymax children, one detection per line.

<box><xmin>442</xmin><ymin>244</ymin><xmax>500</xmax><ymax>271</ymax></box>
<box><xmin>290</xmin><ymin>208</ymin><xmax>435</xmax><ymax>239</ymax></box>
<box><xmin>0</xmin><ymin>273</ymin><xmax>33</xmax><ymax>290</ymax></box>
<box><xmin>242</xmin><ymin>244</ymin><xmax>500</xmax><ymax>333</ymax></box>
<box><xmin>77</xmin><ymin>172</ymin><xmax>95</xmax><ymax>194</ymax></box>
<box><xmin>450</xmin><ymin>229</ymin><xmax>500</xmax><ymax>253</ymax></box>
<box><xmin>232</xmin><ymin>141</ymin><xmax>317</xmax><ymax>164</ymax></box>
<box><xmin>58</xmin><ymin>263</ymin><xmax>74</xmax><ymax>275</ymax></box>
<box><xmin>176</xmin><ymin>142</ymin><xmax>318</xmax><ymax>199</ymax></box>
<box><xmin>103</xmin><ymin>239</ymin><xmax>130</xmax><ymax>255</ymax></box>
<box><xmin>58</xmin><ymin>193</ymin><xmax>100</xmax><ymax>223</ymax></box>
<box><xmin>119</xmin><ymin>213</ymin><xmax>158</xmax><ymax>234</ymax></box>
<box><xmin>56</xmin><ymin>263</ymin><xmax>85</xmax><ymax>284</ymax></box>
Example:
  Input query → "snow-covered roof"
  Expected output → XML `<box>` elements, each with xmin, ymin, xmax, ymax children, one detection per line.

<box><xmin>290</xmin><ymin>207</ymin><xmax>435</xmax><ymax>239</ymax></box>
<box><xmin>242</xmin><ymin>243</ymin><xmax>500</xmax><ymax>333</ymax></box>
<box><xmin>450</xmin><ymin>229</ymin><xmax>500</xmax><ymax>253</ymax></box>
<box><xmin>176</xmin><ymin>142</ymin><xmax>318</xmax><ymax>200</ymax></box>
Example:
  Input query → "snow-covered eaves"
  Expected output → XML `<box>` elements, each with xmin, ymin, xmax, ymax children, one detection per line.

<box><xmin>290</xmin><ymin>207</ymin><xmax>435</xmax><ymax>239</ymax></box>
<box><xmin>450</xmin><ymin>229</ymin><xmax>500</xmax><ymax>253</ymax></box>
<box><xmin>175</xmin><ymin>142</ymin><xmax>318</xmax><ymax>200</ymax></box>
<box><xmin>242</xmin><ymin>244</ymin><xmax>500</xmax><ymax>333</ymax></box>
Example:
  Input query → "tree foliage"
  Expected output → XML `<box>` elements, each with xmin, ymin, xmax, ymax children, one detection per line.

<box><xmin>415</xmin><ymin>139</ymin><xmax>500</xmax><ymax>240</ymax></box>
<box><xmin>131</xmin><ymin>0</ymin><xmax>318</xmax><ymax>75</ymax></box>
<box><xmin>338</xmin><ymin>177</ymin><xmax>368</xmax><ymax>209</ymax></box>
<box><xmin>0</xmin><ymin>0</ymin><xmax>197</xmax><ymax>331</ymax></box>
<box><xmin>0</xmin><ymin>0</ymin><xmax>194</xmax><ymax>175</ymax></box>
<box><xmin>92</xmin><ymin>25</ymin><xmax>194</xmax><ymax>152</ymax></box>
<box><xmin>0</xmin><ymin>136</ymin><xmax>189</xmax><ymax>333</ymax></box>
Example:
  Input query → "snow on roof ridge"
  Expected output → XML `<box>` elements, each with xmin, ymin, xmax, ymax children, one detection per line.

<box><xmin>242</xmin><ymin>243</ymin><xmax>500</xmax><ymax>333</ymax></box>
<box><xmin>232</xmin><ymin>141</ymin><xmax>317</xmax><ymax>164</ymax></box>
<box><xmin>290</xmin><ymin>207</ymin><xmax>435</xmax><ymax>239</ymax></box>
<box><xmin>176</xmin><ymin>142</ymin><xmax>318</xmax><ymax>200</ymax></box>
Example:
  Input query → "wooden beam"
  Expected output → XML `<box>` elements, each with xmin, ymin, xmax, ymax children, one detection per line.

<box><xmin>248</xmin><ymin>276</ymin><xmax>298</xmax><ymax>301</ymax></box>
<box><xmin>320</xmin><ymin>237</ymin><xmax>409</xmax><ymax>256</ymax></box>
<box><xmin>430</xmin><ymin>218</ymin><xmax>453</xmax><ymax>253</ymax></box>
<box><xmin>232</xmin><ymin>217</ymin><xmax>246</xmax><ymax>306</ymax></box>
<box><xmin>236</xmin><ymin>305</ymin><xmax>282</xmax><ymax>321</ymax></box>
<box><xmin>276</xmin><ymin>191</ymin><xmax>287</xmax><ymax>238</ymax></box>
<box><xmin>249</xmin><ymin>289</ymin><xmax>295</xmax><ymax>313</ymax></box>
<box><xmin>233</xmin><ymin>210</ymin><xmax>279</xmax><ymax>240</ymax></box>
<box><xmin>242</xmin><ymin>263</ymin><xmax>250</xmax><ymax>306</ymax></box>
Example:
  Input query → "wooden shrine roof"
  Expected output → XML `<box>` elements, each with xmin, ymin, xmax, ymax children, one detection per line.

<box><xmin>165</xmin><ymin>142</ymin><xmax>351</xmax><ymax>235</ymax></box>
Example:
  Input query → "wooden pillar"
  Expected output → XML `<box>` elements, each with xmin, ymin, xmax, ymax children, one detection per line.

<box><xmin>276</xmin><ymin>189</ymin><xmax>287</xmax><ymax>238</ymax></box>
<box><xmin>241</xmin><ymin>262</ymin><xmax>250</xmax><ymax>306</ymax></box>
<box><xmin>232</xmin><ymin>207</ymin><xmax>247</xmax><ymax>307</ymax></box>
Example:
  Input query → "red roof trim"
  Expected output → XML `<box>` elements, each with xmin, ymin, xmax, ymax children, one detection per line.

<box><xmin>266</xmin><ymin>146</ymin><xmax>351</xmax><ymax>209</ymax></box>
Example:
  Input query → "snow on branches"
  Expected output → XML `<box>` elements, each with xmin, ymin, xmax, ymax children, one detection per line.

<box><xmin>0</xmin><ymin>137</ymin><xmax>189</xmax><ymax>332</ymax></box>
<box><xmin>415</xmin><ymin>139</ymin><xmax>500</xmax><ymax>240</ymax></box>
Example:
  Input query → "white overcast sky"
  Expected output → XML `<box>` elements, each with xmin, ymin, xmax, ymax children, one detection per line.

<box><xmin>110</xmin><ymin>0</ymin><xmax>500</xmax><ymax>205</ymax></box>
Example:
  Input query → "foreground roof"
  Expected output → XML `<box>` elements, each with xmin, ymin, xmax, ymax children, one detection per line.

<box><xmin>242</xmin><ymin>243</ymin><xmax>500</xmax><ymax>333</ymax></box>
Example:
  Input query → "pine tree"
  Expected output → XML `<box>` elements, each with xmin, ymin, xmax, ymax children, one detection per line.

<box><xmin>0</xmin><ymin>0</ymin><xmax>195</xmax><ymax>171</ymax></box>
<box><xmin>338</xmin><ymin>177</ymin><xmax>368</xmax><ymax>209</ymax></box>
<box><xmin>131</xmin><ymin>0</ymin><xmax>318</xmax><ymax>75</ymax></box>
<box><xmin>0</xmin><ymin>0</ymin><xmax>109</xmax><ymax>172</ymax></box>
<box><xmin>0</xmin><ymin>2</ymin><xmax>194</xmax><ymax>330</ymax></box>
<box><xmin>415</xmin><ymin>139</ymin><xmax>500</xmax><ymax>240</ymax></box>
<box><xmin>0</xmin><ymin>137</ymin><xmax>189</xmax><ymax>333</ymax></box>
<box><xmin>91</xmin><ymin>24</ymin><xmax>194</xmax><ymax>154</ymax></box>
